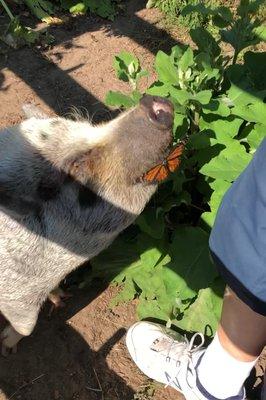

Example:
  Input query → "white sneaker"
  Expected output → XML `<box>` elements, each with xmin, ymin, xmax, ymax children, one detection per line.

<box><xmin>126</xmin><ymin>321</ymin><xmax>245</xmax><ymax>400</ymax></box>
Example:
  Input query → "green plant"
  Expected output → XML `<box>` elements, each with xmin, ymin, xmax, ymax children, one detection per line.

<box><xmin>95</xmin><ymin>0</ymin><xmax>266</xmax><ymax>336</ymax></box>
<box><xmin>105</xmin><ymin>51</ymin><xmax>149</xmax><ymax>108</ymax></box>
<box><xmin>0</xmin><ymin>0</ymin><xmax>118</xmax><ymax>27</ymax></box>
<box><xmin>181</xmin><ymin>0</ymin><xmax>266</xmax><ymax>62</ymax></box>
<box><xmin>59</xmin><ymin>0</ymin><xmax>117</xmax><ymax>20</ymax></box>
<box><xmin>0</xmin><ymin>0</ymin><xmax>118</xmax><ymax>47</ymax></box>
<box><xmin>0</xmin><ymin>0</ymin><xmax>41</xmax><ymax>47</ymax></box>
<box><xmin>147</xmin><ymin>0</ymin><xmax>221</xmax><ymax>30</ymax></box>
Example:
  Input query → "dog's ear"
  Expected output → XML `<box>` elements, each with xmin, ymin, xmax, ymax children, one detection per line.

<box><xmin>22</xmin><ymin>104</ymin><xmax>49</xmax><ymax>119</ymax></box>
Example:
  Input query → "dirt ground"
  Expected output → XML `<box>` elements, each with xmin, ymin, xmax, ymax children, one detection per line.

<box><xmin>0</xmin><ymin>1</ymin><xmax>264</xmax><ymax>399</ymax></box>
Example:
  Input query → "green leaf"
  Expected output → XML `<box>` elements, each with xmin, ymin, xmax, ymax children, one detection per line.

<box><xmin>200</xmin><ymin>141</ymin><xmax>252</xmax><ymax>182</ymax></box>
<box><xmin>237</xmin><ymin>0</ymin><xmax>265</xmax><ymax>17</ymax></box>
<box><xmin>203</xmin><ymin>99</ymin><xmax>230</xmax><ymax>117</ymax></box>
<box><xmin>93</xmin><ymin>0</ymin><xmax>116</xmax><ymax>20</ymax></box>
<box><xmin>253</xmin><ymin>25</ymin><xmax>266</xmax><ymax>42</ymax></box>
<box><xmin>233</xmin><ymin>103</ymin><xmax>266</xmax><ymax>125</ymax></box>
<box><xmin>247</xmin><ymin>124</ymin><xmax>266</xmax><ymax>151</ymax></box>
<box><xmin>212</xmin><ymin>7</ymin><xmax>233</xmax><ymax>28</ymax></box>
<box><xmin>244</xmin><ymin>51</ymin><xmax>266</xmax><ymax>92</ymax></box>
<box><xmin>166</xmin><ymin>227</ymin><xmax>217</xmax><ymax>300</ymax></box>
<box><xmin>170</xmin><ymin>45</ymin><xmax>186</xmax><ymax>64</ymax></box>
<box><xmin>182</xmin><ymin>3</ymin><xmax>210</xmax><ymax>17</ymax></box>
<box><xmin>190</xmin><ymin>27</ymin><xmax>221</xmax><ymax>58</ymax></box>
<box><xmin>221</xmin><ymin>19</ymin><xmax>263</xmax><ymax>56</ymax></box>
<box><xmin>136</xmin><ymin>208</ymin><xmax>165</xmax><ymax>239</ymax></box>
<box><xmin>178</xmin><ymin>47</ymin><xmax>194</xmax><ymax>71</ymax></box>
<box><xmin>199</xmin><ymin>116</ymin><xmax>243</xmax><ymax>145</ymax></box>
<box><xmin>24</xmin><ymin>0</ymin><xmax>54</xmax><ymax>20</ymax></box>
<box><xmin>68</xmin><ymin>0</ymin><xmax>116</xmax><ymax>19</ymax></box>
<box><xmin>110</xmin><ymin>279</ymin><xmax>137</xmax><ymax>306</ymax></box>
<box><xmin>226</xmin><ymin>84</ymin><xmax>263</xmax><ymax>106</ymax></box>
<box><xmin>146</xmin><ymin>82</ymin><xmax>170</xmax><ymax>96</ymax></box>
<box><xmin>105</xmin><ymin>91</ymin><xmax>136</xmax><ymax>108</ymax></box>
<box><xmin>176</xmin><ymin>283</ymin><xmax>224</xmax><ymax>334</ymax></box>
<box><xmin>155</xmin><ymin>51</ymin><xmax>179</xmax><ymax>85</ymax></box>
<box><xmin>194</xmin><ymin>90</ymin><xmax>212</xmax><ymax>105</ymax></box>
<box><xmin>69</xmin><ymin>2</ymin><xmax>87</xmax><ymax>13</ymax></box>
<box><xmin>173</xmin><ymin>113</ymin><xmax>186</xmax><ymax>135</ymax></box>
<box><xmin>136</xmin><ymin>69</ymin><xmax>149</xmax><ymax>82</ymax></box>
<box><xmin>113</xmin><ymin>51</ymin><xmax>140</xmax><ymax>82</ymax></box>
<box><xmin>137</xmin><ymin>297</ymin><xmax>170</xmax><ymax>322</ymax></box>
<box><xmin>201</xmin><ymin>179</ymin><xmax>231</xmax><ymax>227</ymax></box>
<box><xmin>188</xmin><ymin>132</ymin><xmax>212</xmax><ymax>150</ymax></box>
<box><xmin>189</xmin><ymin>144</ymin><xmax>224</xmax><ymax>169</ymax></box>
<box><xmin>170</xmin><ymin>87</ymin><xmax>191</xmax><ymax>105</ymax></box>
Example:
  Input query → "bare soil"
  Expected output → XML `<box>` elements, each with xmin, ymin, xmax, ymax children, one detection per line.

<box><xmin>0</xmin><ymin>1</ymin><xmax>264</xmax><ymax>399</ymax></box>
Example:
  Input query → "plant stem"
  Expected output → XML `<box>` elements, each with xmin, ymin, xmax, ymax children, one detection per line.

<box><xmin>0</xmin><ymin>0</ymin><xmax>15</xmax><ymax>20</ymax></box>
<box><xmin>232</xmin><ymin>51</ymin><xmax>238</xmax><ymax>65</ymax></box>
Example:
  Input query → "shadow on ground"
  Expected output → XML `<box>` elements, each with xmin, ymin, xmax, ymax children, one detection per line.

<box><xmin>0</xmin><ymin>285</ymin><xmax>136</xmax><ymax>400</ymax></box>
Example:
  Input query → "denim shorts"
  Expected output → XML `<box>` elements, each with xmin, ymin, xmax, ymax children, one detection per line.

<box><xmin>209</xmin><ymin>139</ymin><xmax>266</xmax><ymax>316</ymax></box>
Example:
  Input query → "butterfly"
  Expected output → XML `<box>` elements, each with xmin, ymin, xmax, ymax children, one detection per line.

<box><xmin>142</xmin><ymin>141</ymin><xmax>186</xmax><ymax>183</ymax></box>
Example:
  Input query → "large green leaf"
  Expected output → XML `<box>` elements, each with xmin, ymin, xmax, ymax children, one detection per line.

<box><xmin>166</xmin><ymin>227</ymin><xmax>217</xmax><ymax>300</ymax></box>
<box><xmin>194</xmin><ymin>90</ymin><xmax>212</xmax><ymax>105</ymax></box>
<box><xmin>90</xmin><ymin>234</ymin><xmax>143</xmax><ymax>282</ymax></box>
<box><xmin>233</xmin><ymin>103</ymin><xmax>266</xmax><ymax>125</ymax></box>
<box><xmin>155</xmin><ymin>51</ymin><xmax>179</xmax><ymax>85</ymax></box>
<box><xmin>190</xmin><ymin>27</ymin><xmax>221</xmax><ymax>58</ymax></box>
<box><xmin>178</xmin><ymin>47</ymin><xmax>194</xmax><ymax>71</ymax></box>
<box><xmin>226</xmin><ymin>84</ymin><xmax>263</xmax><ymax>106</ymax></box>
<box><xmin>137</xmin><ymin>261</ymin><xmax>193</xmax><ymax>322</ymax></box>
<box><xmin>147</xmin><ymin>82</ymin><xmax>170</xmax><ymax>96</ymax></box>
<box><xmin>170</xmin><ymin>88</ymin><xmax>212</xmax><ymax>106</ymax></box>
<box><xmin>200</xmin><ymin>141</ymin><xmax>252</xmax><ymax>181</ymax></box>
<box><xmin>199</xmin><ymin>116</ymin><xmax>243</xmax><ymax>145</ymax></box>
<box><xmin>203</xmin><ymin>99</ymin><xmax>230</xmax><ymax>117</ymax></box>
<box><xmin>201</xmin><ymin>179</ymin><xmax>231</xmax><ymax>227</ymax></box>
<box><xmin>247</xmin><ymin>124</ymin><xmax>266</xmax><ymax>151</ymax></box>
<box><xmin>176</xmin><ymin>281</ymin><xmax>224</xmax><ymax>335</ymax></box>
<box><xmin>170</xmin><ymin>87</ymin><xmax>191</xmax><ymax>105</ymax></box>
<box><xmin>105</xmin><ymin>91</ymin><xmax>136</xmax><ymax>108</ymax></box>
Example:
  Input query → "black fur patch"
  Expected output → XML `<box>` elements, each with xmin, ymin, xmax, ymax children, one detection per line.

<box><xmin>78</xmin><ymin>186</ymin><xmax>100</xmax><ymax>208</ymax></box>
<box><xmin>37</xmin><ymin>177</ymin><xmax>61</xmax><ymax>201</ymax></box>
<box><xmin>0</xmin><ymin>186</ymin><xmax>40</xmax><ymax>215</ymax></box>
<box><xmin>0</xmin><ymin>188</ymin><xmax>12</xmax><ymax>207</ymax></box>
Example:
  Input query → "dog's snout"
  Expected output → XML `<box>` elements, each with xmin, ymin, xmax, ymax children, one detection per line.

<box><xmin>140</xmin><ymin>95</ymin><xmax>174</xmax><ymax>130</ymax></box>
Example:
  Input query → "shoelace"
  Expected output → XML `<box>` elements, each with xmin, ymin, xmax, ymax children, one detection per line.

<box><xmin>163</xmin><ymin>332</ymin><xmax>205</xmax><ymax>390</ymax></box>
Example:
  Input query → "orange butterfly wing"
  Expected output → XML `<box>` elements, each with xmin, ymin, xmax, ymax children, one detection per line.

<box><xmin>142</xmin><ymin>143</ymin><xmax>185</xmax><ymax>183</ymax></box>
<box><xmin>167</xmin><ymin>143</ymin><xmax>185</xmax><ymax>173</ymax></box>
<box><xmin>143</xmin><ymin>164</ymin><xmax>169</xmax><ymax>183</ymax></box>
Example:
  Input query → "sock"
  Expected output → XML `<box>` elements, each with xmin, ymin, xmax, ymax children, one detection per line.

<box><xmin>197</xmin><ymin>333</ymin><xmax>257</xmax><ymax>399</ymax></box>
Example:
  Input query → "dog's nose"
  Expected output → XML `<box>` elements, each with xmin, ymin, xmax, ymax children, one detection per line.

<box><xmin>140</xmin><ymin>95</ymin><xmax>174</xmax><ymax>130</ymax></box>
